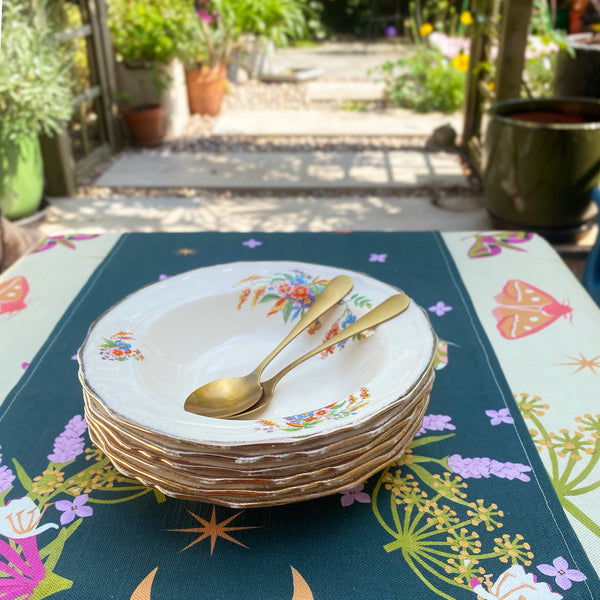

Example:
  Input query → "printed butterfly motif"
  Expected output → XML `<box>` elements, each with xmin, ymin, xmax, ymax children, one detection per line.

<box><xmin>29</xmin><ymin>234</ymin><xmax>99</xmax><ymax>254</ymax></box>
<box><xmin>493</xmin><ymin>279</ymin><xmax>571</xmax><ymax>339</ymax></box>
<box><xmin>466</xmin><ymin>232</ymin><xmax>534</xmax><ymax>259</ymax></box>
<box><xmin>0</xmin><ymin>276</ymin><xmax>29</xmax><ymax>316</ymax></box>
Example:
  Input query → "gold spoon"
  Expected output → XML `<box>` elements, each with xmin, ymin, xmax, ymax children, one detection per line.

<box><xmin>231</xmin><ymin>293</ymin><xmax>411</xmax><ymax>419</ymax></box>
<box><xmin>184</xmin><ymin>275</ymin><xmax>354</xmax><ymax>418</ymax></box>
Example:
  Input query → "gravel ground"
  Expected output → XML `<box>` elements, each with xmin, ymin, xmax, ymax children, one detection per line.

<box><xmin>165</xmin><ymin>79</ymin><xmax>428</xmax><ymax>153</ymax></box>
<box><xmin>80</xmin><ymin>71</ymin><xmax>479</xmax><ymax>190</ymax></box>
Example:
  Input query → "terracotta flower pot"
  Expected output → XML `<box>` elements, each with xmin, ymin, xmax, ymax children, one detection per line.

<box><xmin>185</xmin><ymin>65</ymin><xmax>227</xmax><ymax>116</ymax></box>
<box><xmin>122</xmin><ymin>104</ymin><xmax>165</xmax><ymax>147</ymax></box>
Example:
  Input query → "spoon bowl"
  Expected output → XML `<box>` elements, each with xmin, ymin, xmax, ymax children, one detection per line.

<box><xmin>184</xmin><ymin>275</ymin><xmax>354</xmax><ymax>418</ymax></box>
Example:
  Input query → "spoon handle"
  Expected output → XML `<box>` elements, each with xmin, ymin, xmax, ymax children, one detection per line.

<box><xmin>253</xmin><ymin>275</ymin><xmax>354</xmax><ymax>375</ymax></box>
<box><xmin>262</xmin><ymin>293</ymin><xmax>410</xmax><ymax>393</ymax></box>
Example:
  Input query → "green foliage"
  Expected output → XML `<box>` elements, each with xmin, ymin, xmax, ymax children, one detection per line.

<box><xmin>184</xmin><ymin>0</ymin><xmax>312</xmax><ymax>69</ymax></box>
<box><xmin>184</xmin><ymin>0</ymin><xmax>238</xmax><ymax>68</ymax></box>
<box><xmin>0</xmin><ymin>0</ymin><xmax>74</xmax><ymax>142</ymax></box>
<box><xmin>375</xmin><ymin>46</ymin><xmax>466</xmax><ymax>114</ymax></box>
<box><xmin>299</xmin><ymin>0</ymin><xmax>328</xmax><ymax>41</ymax></box>
<box><xmin>523</xmin><ymin>29</ymin><xmax>571</xmax><ymax>98</ymax></box>
<box><xmin>411</xmin><ymin>0</ymin><xmax>465</xmax><ymax>38</ymax></box>
<box><xmin>106</xmin><ymin>0</ymin><xmax>197</xmax><ymax>64</ymax></box>
<box><xmin>234</xmin><ymin>0</ymin><xmax>311</xmax><ymax>47</ymax></box>
<box><xmin>524</xmin><ymin>53</ymin><xmax>557</xmax><ymax>98</ymax></box>
<box><xmin>339</xmin><ymin>100</ymin><xmax>369</xmax><ymax>112</ymax></box>
<box><xmin>530</xmin><ymin>0</ymin><xmax>553</xmax><ymax>35</ymax></box>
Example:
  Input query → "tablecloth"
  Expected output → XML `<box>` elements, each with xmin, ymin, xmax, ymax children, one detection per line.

<box><xmin>0</xmin><ymin>231</ymin><xmax>599</xmax><ymax>600</ymax></box>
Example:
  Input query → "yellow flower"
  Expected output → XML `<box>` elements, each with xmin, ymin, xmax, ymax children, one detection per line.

<box><xmin>460</xmin><ymin>10</ymin><xmax>473</xmax><ymax>25</ymax></box>
<box><xmin>452</xmin><ymin>53</ymin><xmax>470</xmax><ymax>72</ymax></box>
<box><xmin>419</xmin><ymin>22</ymin><xmax>434</xmax><ymax>37</ymax></box>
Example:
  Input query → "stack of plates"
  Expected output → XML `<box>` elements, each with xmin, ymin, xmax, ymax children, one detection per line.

<box><xmin>78</xmin><ymin>261</ymin><xmax>437</xmax><ymax>508</ymax></box>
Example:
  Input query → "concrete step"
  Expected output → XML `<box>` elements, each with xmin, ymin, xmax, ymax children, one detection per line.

<box><xmin>95</xmin><ymin>149</ymin><xmax>469</xmax><ymax>190</ymax></box>
<box><xmin>305</xmin><ymin>81</ymin><xmax>386</xmax><ymax>102</ymax></box>
<box><xmin>211</xmin><ymin>108</ymin><xmax>463</xmax><ymax>138</ymax></box>
<box><xmin>38</xmin><ymin>194</ymin><xmax>490</xmax><ymax>236</ymax></box>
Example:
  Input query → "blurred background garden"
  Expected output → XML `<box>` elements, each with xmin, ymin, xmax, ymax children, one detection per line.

<box><xmin>1</xmin><ymin>0</ymin><xmax>600</xmax><ymax>230</ymax></box>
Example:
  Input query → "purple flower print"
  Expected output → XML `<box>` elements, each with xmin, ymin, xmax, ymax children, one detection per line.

<box><xmin>491</xmin><ymin>461</ymin><xmax>533</xmax><ymax>481</ymax></box>
<box><xmin>0</xmin><ymin>466</ymin><xmax>15</xmax><ymax>495</ymax></box>
<box><xmin>242</xmin><ymin>238</ymin><xmax>262</xmax><ymax>249</ymax></box>
<box><xmin>21</xmin><ymin>362</ymin><xmax>29</xmax><ymax>370</ymax></box>
<box><xmin>415</xmin><ymin>414</ymin><xmax>456</xmax><ymax>437</ymax></box>
<box><xmin>485</xmin><ymin>408</ymin><xmax>514</xmax><ymax>426</ymax></box>
<box><xmin>369</xmin><ymin>253</ymin><xmax>387</xmax><ymax>263</ymax></box>
<box><xmin>55</xmin><ymin>494</ymin><xmax>93</xmax><ymax>525</ymax></box>
<box><xmin>158</xmin><ymin>274</ymin><xmax>170</xmax><ymax>281</ymax></box>
<box><xmin>448</xmin><ymin>454</ymin><xmax>532</xmax><ymax>482</ymax></box>
<box><xmin>0</xmin><ymin>447</ymin><xmax>15</xmax><ymax>494</ymax></box>
<box><xmin>428</xmin><ymin>301</ymin><xmax>453</xmax><ymax>316</ymax></box>
<box><xmin>47</xmin><ymin>415</ymin><xmax>87</xmax><ymax>463</ymax></box>
<box><xmin>537</xmin><ymin>556</ymin><xmax>587</xmax><ymax>590</ymax></box>
<box><xmin>340</xmin><ymin>484</ymin><xmax>370</xmax><ymax>507</ymax></box>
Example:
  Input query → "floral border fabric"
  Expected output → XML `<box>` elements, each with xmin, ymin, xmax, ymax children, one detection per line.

<box><xmin>443</xmin><ymin>231</ymin><xmax>600</xmax><ymax>573</ymax></box>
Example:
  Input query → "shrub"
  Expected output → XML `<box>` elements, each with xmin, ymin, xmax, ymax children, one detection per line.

<box><xmin>375</xmin><ymin>46</ymin><xmax>466</xmax><ymax>114</ymax></box>
<box><xmin>0</xmin><ymin>0</ymin><xmax>73</xmax><ymax>142</ymax></box>
<box><xmin>106</xmin><ymin>0</ymin><xmax>196</xmax><ymax>65</ymax></box>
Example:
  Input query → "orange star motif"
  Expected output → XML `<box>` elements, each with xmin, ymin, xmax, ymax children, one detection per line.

<box><xmin>176</xmin><ymin>248</ymin><xmax>196</xmax><ymax>256</ymax></box>
<box><xmin>556</xmin><ymin>352</ymin><xmax>600</xmax><ymax>374</ymax></box>
<box><xmin>169</xmin><ymin>506</ymin><xmax>259</xmax><ymax>555</ymax></box>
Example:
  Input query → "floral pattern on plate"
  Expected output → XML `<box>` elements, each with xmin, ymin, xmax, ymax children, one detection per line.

<box><xmin>236</xmin><ymin>270</ymin><xmax>373</xmax><ymax>358</ymax></box>
<box><xmin>256</xmin><ymin>387</ymin><xmax>371</xmax><ymax>432</ymax></box>
<box><xmin>99</xmin><ymin>332</ymin><xmax>144</xmax><ymax>362</ymax></box>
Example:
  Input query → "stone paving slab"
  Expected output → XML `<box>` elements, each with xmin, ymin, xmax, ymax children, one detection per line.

<box><xmin>273</xmin><ymin>41</ymin><xmax>411</xmax><ymax>79</ymax></box>
<box><xmin>37</xmin><ymin>194</ymin><xmax>491</xmax><ymax>235</ymax></box>
<box><xmin>305</xmin><ymin>81</ymin><xmax>386</xmax><ymax>102</ymax></box>
<box><xmin>212</xmin><ymin>109</ymin><xmax>463</xmax><ymax>137</ymax></box>
<box><xmin>95</xmin><ymin>150</ymin><xmax>469</xmax><ymax>190</ymax></box>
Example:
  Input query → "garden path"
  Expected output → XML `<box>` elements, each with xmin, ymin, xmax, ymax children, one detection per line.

<box><xmin>21</xmin><ymin>42</ymin><xmax>592</xmax><ymax>277</ymax></box>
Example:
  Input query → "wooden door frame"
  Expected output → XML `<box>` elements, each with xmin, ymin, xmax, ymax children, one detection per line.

<box><xmin>42</xmin><ymin>0</ymin><xmax>121</xmax><ymax>197</ymax></box>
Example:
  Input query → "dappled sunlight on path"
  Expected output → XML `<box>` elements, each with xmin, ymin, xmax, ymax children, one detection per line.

<box><xmin>37</xmin><ymin>194</ymin><xmax>489</xmax><ymax>236</ymax></box>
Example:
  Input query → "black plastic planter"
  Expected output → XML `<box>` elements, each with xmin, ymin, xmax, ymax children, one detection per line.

<box><xmin>483</xmin><ymin>97</ymin><xmax>600</xmax><ymax>242</ymax></box>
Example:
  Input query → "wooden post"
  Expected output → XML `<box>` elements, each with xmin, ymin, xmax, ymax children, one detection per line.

<box><xmin>40</xmin><ymin>130</ymin><xmax>77</xmax><ymax>198</ymax></box>
<box><xmin>462</xmin><ymin>0</ymin><xmax>500</xmax><ymax>145</ymax></box>
<box><xmin>40</xmin><ymin>0</ymin><xmax>121</xmax><ymax>194</ymax></box>
<box><xmin>494</xmin><ymin>0</ymin><xmax>534</xmax><ymax>102</ymax></box>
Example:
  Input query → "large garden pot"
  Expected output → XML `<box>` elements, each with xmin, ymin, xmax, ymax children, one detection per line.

<box><xmin>0</xmin><ymin>134</ymin><xmax>44</xmax><ymax>220</ymax></box>
<box><xmin>185</xmin><ymin>65</ymin><xmax>227</xmax><ymax>116</ymax></box>
<box><xmin>554</xmin><ymin>33</ymin><xmax>600</xmax><ymax>98</ymax></box>
<box><xmin>483</xmin><ymin>97</ymin><xmax>600</xmax><ymax>242</ymax></box>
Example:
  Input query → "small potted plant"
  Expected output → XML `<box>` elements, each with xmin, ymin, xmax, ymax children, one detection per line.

<box><xmin>107</xmin><ymin>0</ymin><xmax>196</xmax><ymax>145</ymax></box>
<box><xmin>183</xmin><ymin>0</ymin><xmax>240</xmax><ymax>116</ymax></box>
<box><xmin>232</xmin><ymin>0</ymin><xmax>310</xmax><ymax>79</ymax></box>
<box><xmin>0</xmin><ymin>0</ymin><xmax>73</xmax><ymax>220</ymax></box>
<box><xmin>183</xmin><ymin>0</ymin><xmax>310</xmax><ymax>114</ymax></box>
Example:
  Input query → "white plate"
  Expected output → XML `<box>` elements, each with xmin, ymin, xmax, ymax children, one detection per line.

<box><xmin>79</xmin><ymin>261</ymin><xmax>436</xmax><ymax>445</ymax></box>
